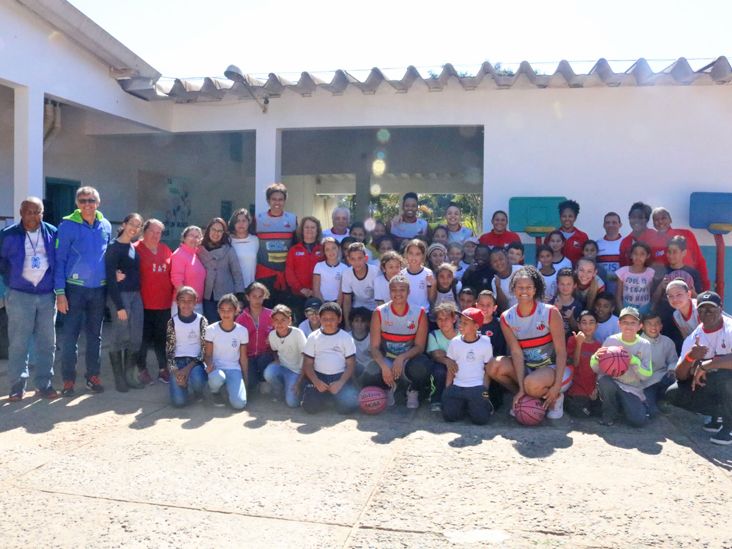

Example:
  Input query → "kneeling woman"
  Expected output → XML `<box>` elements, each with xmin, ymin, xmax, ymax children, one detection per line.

<box><xmin>167</xmin><ymin>286</ymin><xmax>208</xmax><ymax>407</ymax></box>
<box><xmin>489</xmin><ymin>266</ymin><xmax>572</xmax><ymax>419</ymax></box>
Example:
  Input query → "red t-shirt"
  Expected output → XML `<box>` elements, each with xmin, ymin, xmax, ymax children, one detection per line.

<box><xmin>566</xmin><ymin>334</ymin><xmax>601</xmax><ymax>397</ymax></box>
<box><xmin>134</xmin><ymin>241</ymin><xmax>173</xmax><ymax>310</ymax></box>
<box><xmin>478</xmin><ymin>230</ymin><xmax>521</xmax><ymax>248</ymax></box>
<box><xmin>618</xmin><ymin>228</ymin><xmax>665</xmax><ymax>267</ymax></box>
<box><xmin>545</xmin><ymin>228</ymin><xmax>588</xmax><ymax>266</ymax></box>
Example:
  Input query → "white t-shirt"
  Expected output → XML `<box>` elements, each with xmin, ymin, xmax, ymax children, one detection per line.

<box><xmin>680</xmin><ymin>316</ymin><xmax>732</xmax><ymax>367</ymax></box>
<box><xmin>322</xmin><ymin>227</ymin><xmax>349</xmax><ymax>243</ymax></box>
<box><xmin>173</xmin><ymin>313</ymin><xmax>204</xmax><ymax>358</ymax></box>
<box><xmin>594</xmin><ymin>315</ymin><xmax>619</xmax><ymax>343</ymax></box>
<box><xmin>538</xmin><ymin>256</ymin><xmax>572</xmax><ymax>272</ymax></box>
<box><xmin>313</xmin><ymin>260</ymin><xmax>347</xmax><ymax>302</ymax></box>
<box><xmin>22</xmin><ymin>228</ymin><xmax>49</xmax><ymax>286</ymax></box>
<box><xmin>447</xmin><ymin>225</ymin><xmax>474</xmax><ymax>244</ymax></box>
<box><xmin>540</xmin><ymin>269</ymin><xmax>558</xmax><ymax>303</ymax></box>
<box><xmin>616</xmin><ymin>267</ymin><xmax>655</xmax><ymax>308</ymax></box>
<box><xmin>230</xmin><ymin>235</ymin><xmax>259</xmax><ymax>288</ymax></box>
<box><xmin>596</xmin><ymin>236</ymin><xmax>622</xmax><ymax>275</ymax></box>
<box><xmin>350</xmin><ymin>332</ymin><xmax>371</xmax><ymax>369</ymax></box>
<box><xmin>401</xmin><ymin>267</ymin><xmax>433</xmax><ymax>312</ymax></box>
<box><xmin>447</xmin><ymin>335</ymin><xmax>493</xmax><ymax>387</ymax></box>
<box><xmin>374</xmin><ymin>273</ymin><xmax>391</xmax><ymax>304</ymax></box>
<box><xmin>205</xmin><ymin>322</ymin><xmax>248</xmax><ymax>370</ymax></box>
<box><xmin>298</xmin><ymin>318</ymin><xmax>318</xmax><ymax>338</ymax></box>
<box><xmin>268</xmin><ymin>326</ymin><xmax>307</xmax><ymax>373</ymax></box>
<box><xmin>303</xmin><ymin>328</ymin><xmax>356</xmax><ymax>375</ymax></box>
<box><xmin>491</xmin><ymin>265</ymin><xmax>521</xmax><ymax>308</ymax></box>
<box><xmin>341</xmin><ymin>264</ymin><xmax>378</xmax><ymax>310</ymax></box>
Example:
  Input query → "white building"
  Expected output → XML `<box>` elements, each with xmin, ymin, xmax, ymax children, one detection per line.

<box><xmin>1</xmin><ymin>0</ymin><xmax>731</xmax><ymax>302</ymax></box>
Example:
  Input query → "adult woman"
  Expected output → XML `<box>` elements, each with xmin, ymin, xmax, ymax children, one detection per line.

<box><xmin>652</xmin><ymin>207</ymin><xmax>710</xmax><ymax>291</ymax></box>
<box><xmin>170</xmin><ymin>225</ymin><xmax>206</xmax><ymax>316</ymax></box>
<box><xmin>229</xmin><ymin>208</ymin><xmax>259</xmax><ymax>288</ymax></box>
<box><xmin>285</xmin><ymin>216</ymin><xmax>323</xmax><ymax>316</ymax></box>
<box><xmin>104</xmin><ymin>213</ymin><xmax>145</xmax><ymax>391</ymax></box>
<box><xmin>444</xmin><ymin>202</ymin><xmax>474</xmax><ymax>244</ymax></box>
<box><xmin>488</xmin><ymin>265</ymin><xmax>571</xmax><ymax>419</ymax></box>
<box><xmin>198</xmin><ymin>217</ymin><xmax>245</xmax><ymax>323</ymax></box>
<box><xmin>479</xmin><ymin>210</ymin><xmax>521</xmax><ymax>249</ymax></box>
<box><xmin>134</xmin><ymin>218</ymin><xmax>174</xmax><ymax>385</ymax></box>
<box><xmin>388</xmin><ymin>192</ymin><xmax>428</xmax><ymax>243</ymax></box>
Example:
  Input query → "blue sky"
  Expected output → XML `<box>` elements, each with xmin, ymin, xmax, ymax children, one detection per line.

<box><xmin>69</xmin><ymin>0</ymin><xmax>731</xmax><ymax>78</ymax></box>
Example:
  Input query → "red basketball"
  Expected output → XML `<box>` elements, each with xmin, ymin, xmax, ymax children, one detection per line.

<box><xmin>359</xmin><ymin>386</ymin><xmax>387</xmax><ymax>415</ymax></box>
<box><xmin>514</xmin><ymin>395</ymin><xmax>546</xmax><ymax>426</ymax></box>
<box><xmin>598</xmin><ymin>346</ymin><xmax>630</xmax><ymax>378</ymax></box>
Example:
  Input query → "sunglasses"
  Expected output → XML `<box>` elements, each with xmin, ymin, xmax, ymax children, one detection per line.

<box><xmin>78</xmin><ymin>198</ymin><xmax>97</xmax><ymax>205</ymax></box>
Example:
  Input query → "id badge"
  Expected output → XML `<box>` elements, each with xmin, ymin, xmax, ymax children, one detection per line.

<box><xmin>31</xmin><ymin>255</ymin><xmax>41</xmax><ymax>269</ymax></box>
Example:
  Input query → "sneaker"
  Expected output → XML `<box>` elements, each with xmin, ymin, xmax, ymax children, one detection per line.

<box><xmin>36</xmin><ymin>387</ymin><xmax>59</xmax><ymax>400</ymax></box>
<box><xmin>8</xmin><ymin>390</ymin><xmax>24</xmax><ymax>402</ymax></box>
<box><xmin>210</xmin><ymin>391</ymin><xmax>226</xmax><ymax>407</ymax></box>
<box><xmin>85</xmin><ymin>375</ymin><xmax>104</xmax><ymax>393</ymax></box>
<box><xmin>710</xmin><ymin>427</ymin><xmax>732</xmax><ymax>446</ymax></box>
<box><xmin>509</xmin><ymin>406</ymin><xmax>516</xmax><ymax>418</ymax></box>
<box><xmin>157</xmin><ymin>369</ymin><xmax>170</xmax><ymax>384</ymax></box>
<box><xmin>703</xmin><ymin>417</ymin><xmax>723</xmax><ymax>433</ymax></box>
<box><xmin>61</xmin><ymin>381</ymin><xmax>75</xmax><ymax>397</ymax></box>
<box><xmin>138</xmin><ymin>369</ymin><xmax>154</xmax><ymax>385</ymax></box>
<box><xmin>387</xmin><ymin>386</ymin><xmax>396</xmax><ymax>407</ymax></box>
<box><xmin>406</xmin><ymin>389</ymin><xmax>419</xmax><ymax>409</ymax></box>
<box><xmin>547</xmin><ymin>393</ymin><xmax>564</xmax><ymax>420</ymax></box>
<box><xmin>430</xmin><ymin>402</ymin><xmax>442</xmax><ymax>413</ymax></box>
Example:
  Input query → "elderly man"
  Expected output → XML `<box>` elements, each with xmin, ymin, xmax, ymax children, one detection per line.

<box><xmin>0</xmin><ymin>197</ymin><xmax>58</xmax><ymax>400</ymax></box>
<box><xmin>666</xmin><ymin>291</ymin><xmax>732</xmax><ymax>445</ymax></box>
<box><xmin>322</xmin><ymin>207</ymin><xmax>350</xmax><ymax>243</ymax></box>
<box><xmin>55</xmin><ymin>186</ymin><xmax>112</xmax><ymax>396</ymax></box>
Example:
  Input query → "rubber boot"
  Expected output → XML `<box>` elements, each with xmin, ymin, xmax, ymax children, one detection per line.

<box><xmin>109</xmin><ymin>351</ymin><xmax>128</xmax><ymax>393</ymax></box>
<box><xmin>124</xmin><ymin>350</ymin><xmax>145</xmax><ymax>389</ymax></box>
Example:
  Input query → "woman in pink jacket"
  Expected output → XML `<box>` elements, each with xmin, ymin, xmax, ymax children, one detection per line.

<box><xmin>170</xmin><ymin>225</ymin><xmax>206</xmax><ymax>315</ymax></box>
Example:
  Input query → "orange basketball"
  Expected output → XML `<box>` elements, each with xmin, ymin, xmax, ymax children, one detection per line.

<box><xmin>514</xmin><ymin>395</ymin><xmax>546</xmax><ymax>426</ymax></box>
<box><xmin>359</xmin><ymin>386</ymin><xmax>387</xmax><ymax>415</ymax></box>
<box><xmin>599</xmin><ymin>346</ymin><xmax>630</xmax><ymax>378</ymax></box>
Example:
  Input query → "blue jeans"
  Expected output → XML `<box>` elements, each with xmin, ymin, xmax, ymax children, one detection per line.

<box><xmin>598</xmin><ymin>375</ymin><xmax>649</xmax><ymax>427</ymax></box>
<box><xmin>263</xmin><ymin>363</ymin><xmax>301</xmax><ymax>407</ymax></box>
<box><xmin>301</xmin><ymin>371</ymin><xmax>358</xmax><ymax>414</ymax></box>
<box><xmin>5</xmin><ymin>290</ymin><xmax>56</xmax><ymax>391</ymax></box>
<box><xmin>60</xmin><ymin>285</ymin><xmax>106</xmax><ymax>382</ymax></box>
<box><xmin>169</xmin><ymin>357</ymin><xmax>208</xmax><ymax>408</ymax></box>
<box><xmin>208</xmin><ymin>368</ymin><xmax>247</xmax><ymax>410</ymax></box>
<box><xmin>643</xmin><ymin>371</ymin><xmax>676</xmax><ymax>417</ymax></box>
<box><xmin>247</xmin><ymin>352</ymin><xmax>274</xmax><ymax>393</ymax></box>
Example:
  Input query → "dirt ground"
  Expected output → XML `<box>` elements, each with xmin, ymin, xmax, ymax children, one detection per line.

<box><xmin>1</xmin><ymin>355</ymin><xmax>730</xmax><ymax>548</ymax></box>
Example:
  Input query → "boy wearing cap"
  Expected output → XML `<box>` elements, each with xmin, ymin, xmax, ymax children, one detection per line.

<box><xmin>263</xmin><ymin>305</ymin><xmax>306</xmax><ymax>408</ymax></box>
<box><xmin>298</xmin><ymin>297</ymin><xmax>322</xmax><ymax>337</ymax></box>
<box><xmin>591</xmin><ymin>306</ymin><xmax>653</xmax><ymax>427</ymax></box>
<box><xmin>667</xmin><ymin>291</ymin><xmax>732</xmax><ymax>445</ymax></box>
<box><xmin>441</xmin><ymin>307</ymin><xmax>495</xmax><ymax>425</ymax></box>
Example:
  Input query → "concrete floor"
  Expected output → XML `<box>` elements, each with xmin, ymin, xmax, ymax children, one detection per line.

<box><xmin>1</xmin><ymin>355</ymin><xmax>731</xmax><ymax>548</ymax></box>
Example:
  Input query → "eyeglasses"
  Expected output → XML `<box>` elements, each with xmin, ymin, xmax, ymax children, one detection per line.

<box><xmin>78</xmin><ymin>198</ymin><xmax>97</xmax><ymax>205</ymax></box>
<box><xmin>210</xmin><ymin>228</ymin><xmax>225</xmax><ymax>234</ymax></box>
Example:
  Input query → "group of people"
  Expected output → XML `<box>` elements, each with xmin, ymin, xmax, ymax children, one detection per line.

<box><xmin>2</xmin><ymin>184</ymin><xmax>731</xmax><ymax>445</ymax></box>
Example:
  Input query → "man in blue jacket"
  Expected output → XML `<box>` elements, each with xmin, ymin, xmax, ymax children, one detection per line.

<box><xmin>0</xmin><ymin>197</ymin><xmax>58</xmax><ymax>400</ymax></box>
<box><xmin>55</xmin><ymin>186</ymin><xmax>112</xmax><ymax>396</ymax></box>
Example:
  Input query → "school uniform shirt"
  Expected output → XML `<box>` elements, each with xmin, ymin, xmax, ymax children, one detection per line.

<box><xmin>432</xmin><ymin>282</ymin><xmax>461</xmax><ymax>314</ymax></box>
<box><xmin>268</xmin><ymin>327</ymin><xmax>307</xmax><ymax>373</ymax></box>
<box><xmin>205</xmin><ymin>322</ymin><xmax>248</xmax><ymax>370</ymax></box>
<box><xmin>537</xmin><ymin>256</ymin><xmax>572</xmax><ymax>273</ymax></box>
<box><xmin>679</xmin><ymin>315</ymin><xmax>732</xmax><ymax>366</ymax></box>
<box><xmin>350</xmin><ymin>332</ymin><xmax>371</xmax><ymax>369</ymax></box>
<box><xmin>491</xmin><ymin>265</ymin><xmax>521</xmax><ymax>309</ymax></box>
<box><xmin>341</xmin><ymin>264</ymin><xmax>378</xmax><ymax>310</ymax></box>
<box><xmin>540</xmin><ymin>268</ymin><xmax>558</xmax><ymax>303</ymax></box>
<box><xmin>373</xmin><ymin>272</ymin><xmax>391</xmax><ymax>304</ymax></box>
<box><xmin>566</xmin><ymin>335</ymin><xmax>601</xmax><ymax>397</ymax></box>
<box><xmin>616</xmin><ymin>267</ymin><xmax>655</xmax><ymax>309</ymax></box>
<box><xmin>447</xmin><ymin>335</ymin><xmax>493</xmax><ymax>387</ymax></box>
<box><xmin>312</xmin><ymin>260</ymin><xmax>347</xmax><ymax>303</ymax></box>
<box><xmin>172</xmin><ymin>313</ymin><xmax>206</xmax><ymax>358</ymax></box>
<box><xmin>401</xmin><ymin>267</ymin><xmax>433</xmax><ymax>313</ymax></box>
<box><xmin>298</xmin><ymin>319</ymin><xmax>318</xmax><ymax>338</ymax></box>
<box><xmin>641</xmin><ymin>333</ymin><xmax>678</xmax><ymax>387</ymax></box>
<box><xmin>303</xmin><ymin>328</ymin><xmax>356</xmax><ymax>375</ymax></box>
<box><xmin>594</xmin><ymin>315</ymin><xmax>619</xmax><ymax>344</ymax></box>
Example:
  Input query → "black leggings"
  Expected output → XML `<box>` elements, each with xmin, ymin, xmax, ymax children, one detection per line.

<box><xmin>138</xmin><ymin>308</ymin><xmax>170</xmax><ymax>371</ymax></box>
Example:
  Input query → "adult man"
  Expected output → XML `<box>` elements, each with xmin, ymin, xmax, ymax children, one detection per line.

<box><xmin>322</xmin><ymin>207</ymin><xmax>350</xmax><ymax>243</ymax></box>
<box><xmin>666</xmin><ymin>291</ymin><xmax>732</xmax><ymax>445</ymax></box>
<box><xmin>365</xmin><ymin>274</ymin><xmax>432</xmax><ymax>409</ymax></box>
<box><xmin>0</xmin><ymin>197</ymin><xmax>58</xmax><ymax>400</ymax></box>
<box><xmin>55</xmin><ymin>186</ymin><xmax>112</xmax><ymax>396</ymax></box>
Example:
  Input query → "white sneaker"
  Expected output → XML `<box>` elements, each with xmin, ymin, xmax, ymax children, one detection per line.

<box><xmin>430</xmin><ymin>402</ymin><xmax>442</xmax><ymax>413</ymax></box>
<box><xmin>547</xmin><ymin>393</ymin><xmax>564</xmax><ymax>420</ymax></box>
<box><xmin>509</xmin><ymin>406</ymin><xmax>516</xmax><ymax>417</ymax></box>
<box><xmin>387</xmin><ymin>387</ymin><xmax>396</xmax><ymax>407</ymax></box>
<box><xmin>406</xmin><ymin>389</ymin><xmax>419</xmax><ymax>409</ymax></box>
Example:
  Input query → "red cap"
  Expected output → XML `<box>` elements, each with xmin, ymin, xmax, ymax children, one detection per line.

<box><xmin>459</xmin><ymin>307</ymin><xmax>484</xmax><ymax>326</ymax></box>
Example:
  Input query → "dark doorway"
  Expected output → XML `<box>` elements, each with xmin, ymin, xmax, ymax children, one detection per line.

<box><xmin>44</xmin><ymin>178</ymin><xmax>79</xmax><ymax>227</ymax></box>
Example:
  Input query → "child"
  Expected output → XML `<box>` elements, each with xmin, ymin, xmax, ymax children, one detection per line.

<box><xmin>593</xmin><ymin>291</ymin><xmax>619</xmax><ymax>343</ymax></box>
<box><xmin>349</xmin><ymin>307</ymin><xmax>372</xmax><ymax>381</ymax></box>
<box><xmin>235</xmin><ymin>282</ymin><xmax>274</xmax><ymax>393</ymax></box>
<box><xmin>427</xmin><ymin>243</ymin><xmax>448</xmax><ymax>272</ymax></box>
<box><xmin>615</xmin><ymin>241</ymin><xmax>655</xmax><ymax>314</ymax></box>
<box><xmin>374</xmin><ymin>251</ymin><xmax>406</xmax><ymax>306</ymax></box>
<box><xmin>656</xmin><ymin>236</ymin><xmax>702</xmax><ymax>298</ymax></box>
<box><xmin>490</xmin><ymin>247</ymin><xmax>521</xmax><ymax>312</ymax></box>
<box><xmin>375</xmin><ymin>235</ymin><xmax>396</xmax><ymax>256</ymax></box>
<box><xmin>430</xmin><ymin>263</ymin><xmax>460</xmax><ymax>317</ymax></box>
<box><xmin>591</xmin><ymin>306</ymin><xmax>653</xmax><ymax>427</ymax></box>
<box><xmin>461</xmin><ymin>245</ymin><xmax>495</xmax><ymax>295</ymax></box>
<box><xmin>458</xmin><ymin>287</ymin><xmax>476</xmax><ymax>311</ymax></box>
<box><xmin>301</xmin><ymin>302</ymin><xmax>359</xmax><ymax>414</ymax></box>
<box><xmin>462</xmin><ymin>237</ymin><xmax>479</xmax><ymax>267</ymax></box>
<box><xmin>564</xmin><ymin>310</ymin><xmax>602</xmax><ymax>417</ymax></box>
<box><xmin>349</xmin><ymin>222</ymin><xmax>367</xmax><ymax>245</ymax></box>
<box><xmin>665</xmin><ymin>279</ymin><xmax>699</xmax><ymax>340</ymax></box>
<box><xmin>298</xmin><ymin>297</ymin><xmax>322</xmax><ymax>337</ymax></box>
<box><xmin>536</xmin><ymin>245</ymin><xmax>558</xmax><ymax>303</ymax></box>
<box><xmin>640</xmin><ymin>312</ymin><xmax>678</xmax><ymax>417</ymax></box>
<box><xmin>167</xmin><ymin>286</ymin><xmax>209</xmax><ymax>408</ymax></box>
<box><xmin>507</xmin><ymin>241</ymin><xmax>525</xmax><ymax>266</ymax></box>
<box><xmin>312</xmin><ymin>237</ymin><xmax>346</xmax><ymax>304</ymax></box>
<box><xmin>581</xmin><ymin>240</ymin><xmax>609</xmax><ymax>284</ymax></box>
<box><xmin>442</xmin><ymin>307</ymin><xmax>495</xmax><ymax>425</ymax></box>
<box><xmin>341</xmin><ymin>242</ymin><xmax>378</xmax><ymax>329</ymax></box>
<box><xmin>542</xmin><ymin>230</ymin><xmax>572</xmax><ymax>272</ymax></box>
<box><xmin>431</xmin><ymin>225</ymin><xmax>450</xmax><ymax>247</ymax></box>
<box><xmin>596</xmin><ymin>211</ymin><xmax>623</xmax><ymax>294</ymax></box>
<box><xmin>552</xmin><ymin>199</ymin><xmax>589</xmax><ymax>265</ymax></box>
<box><xmin>447</xmin><ymin>242</ymin><xmax>467</xmax><ymax>280</ymax></box>
<box><xmin>575</xmin><ymin>257</ymin><xmax>605</xmax><ymax>311</ymax></box>
<box><xmin>205</xmin><ymin>294</ymin><xmax>249</xmax><ymax>410</ymax></box>
<box><xmin>476</xmin><ymin>290</ymin><xmax>506</xmax><ymax>357</ymax></box>
<box><xmin>426</xmin><ymin>302</ymin><xmax>459</xmax><ymax>412</ymax></box>
<box><xmin>401</xmin><ymin>239</ymin><xmax>435</xmax><ymax>313</ymax></box>
<box><xmin>551</xmin><ymin>268</ymin><xmax>583</xmax><ymax>337</ymax></box>
<box><xmin>340</xmin><ymin>236</ymin><xmax>357</xmax><ymax>266</ymax></box>
<box><xmin>263</xmin><ymin>305</ymin><xmax>306</xmax><ymax>408</ymax></box>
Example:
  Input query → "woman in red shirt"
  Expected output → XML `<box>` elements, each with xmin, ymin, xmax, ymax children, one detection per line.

<box><xmin>652</xmin><ymin>207</ymin><xmax>710</xmax><ymax>291</ymax></box>
<box><xmin>479</xmin><ymin>210</ymin><xmax>521</xmax><ymax>249</ymax></box>
<box><xmin>285</xmin><ymin>216</ymin><xmax>323</xmax><ymax>318</ymax></box>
